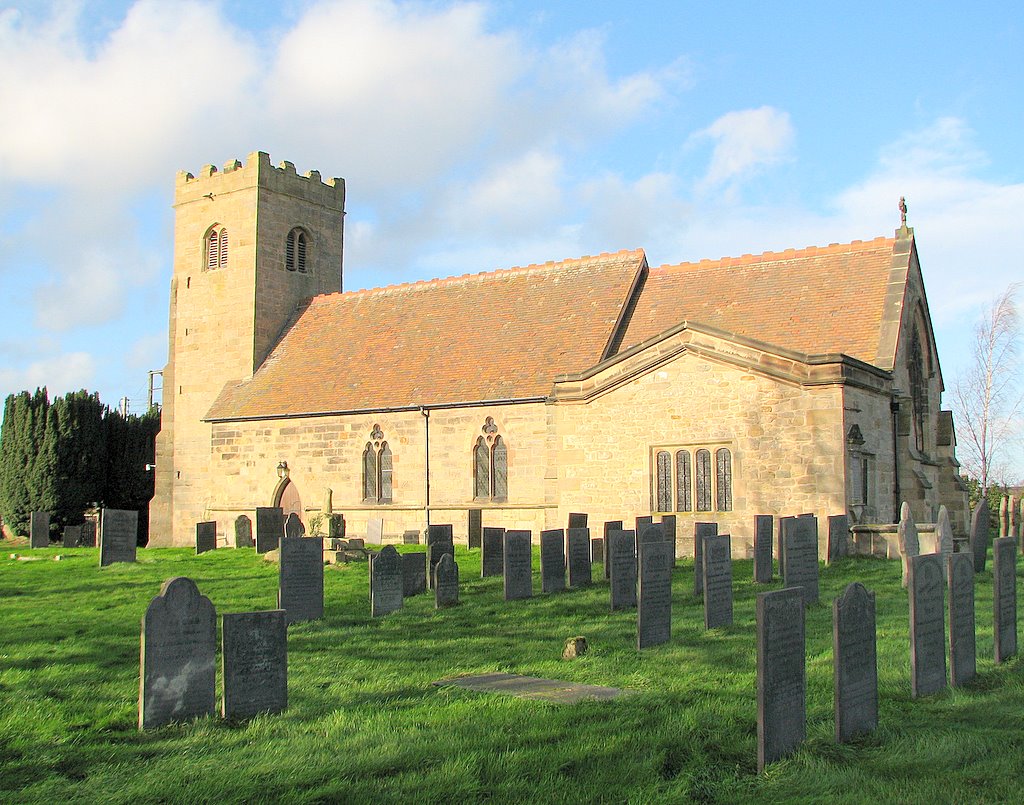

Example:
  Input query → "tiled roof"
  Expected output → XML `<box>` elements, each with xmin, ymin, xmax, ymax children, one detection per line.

<box><xmin>206</xmin><ymin>250</ymin><xmax>647</xmax><ymax>419</ymax></box>
<box><xmin>619</xmin><ymin>237</ymin><xmax>898</xmax><ymax>364</ymax></box>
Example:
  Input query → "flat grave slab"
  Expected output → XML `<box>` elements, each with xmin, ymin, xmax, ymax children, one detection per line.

<box><xmin>433</xmin><ymin>673</ymin><xmax>634</xmax><ymax>703</ymax></box>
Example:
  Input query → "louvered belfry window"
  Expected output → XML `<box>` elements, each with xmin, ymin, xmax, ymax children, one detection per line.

<box><xmin>206</xmin><ymin>226</ymin><xmax>228</xmax><ymax>269</ymax></box>
<box><xmin>474</xmin><ymin>418</ymin><xmax>507</xmax><ymax>502</ymax></box>
<box><xmin>286</xmin><ymin>228</ymin><xmax>308</xmax><ymax>272</ymax></box>
<box><xmin>218</xmin><ymin>229</ymin><xmax>228</xmax><ymax>266</ymax></box>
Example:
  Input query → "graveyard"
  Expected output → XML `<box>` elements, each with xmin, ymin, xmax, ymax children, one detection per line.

<box><xmin>3</xmin><ymin>529</ymin><xmax>1024</xmax><ymax>804</ymax></box>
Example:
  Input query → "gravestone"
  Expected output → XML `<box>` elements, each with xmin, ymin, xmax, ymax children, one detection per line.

<box><xmin>897</xmin><ymin>502</ymin><xmax>919</xmax><ymax>588</ymax></box>
<box><xmin>590</xmin><ymin>537</ymin><xmax>604</xmax><ymax>565</ymax></box>
<box><xmin>777</xmin><ymin>516</ymin><xmax>794</xmax><ymax>578</ymax></box>
<box><xmin>348</xmin><ymin>538</ymin><xmax>365</xmax><ymax>549</ymax></box>
<box><xmin>908</xmin><ymin>553</ymin><xmax>947</xmax><ymax>698</ymax></box>
<box><xmin>221</xmin><ymin>609</ymin><xmax>287</xmax><ymax>720</ymax></box>
<box><xmin>694</xmin><ymin>522</ymin><xmax>718</xmax><ymax>596</ymax></box>
<box><xmin>278</xmin><ymin>537</ymin><xmax>324</xmax><ymax>624</ymax></box>
<box><xmin>935</xmin><ymin>505</ymin><xmax>954</xmax><ymax>556</ymax></box>
<box><xmin>196</xmin><ymin>521</ymin><xmax>217</xmax><ymax>554</ymax></box>
<box><xmin>234</xmin><ymin>515</ymin><xmax>253</xmax><ymax>548</ymax></box>
<box><xmin>100</xmin><ymin>508</ymin><xmax>138</xmax><ymax>567</ymax></box>
<box><xmin>81</xmin><ymin>519</ymin><xmax>96</xmax><ymax>547</ymax></box>
<box><xmin>568</xmin><ymin>512</ymin><xmax>588</xmax><ymax>530</ymax></box>
<box><xmin>434</xmin><ymin>553</ymin><xmax>459</xmax><ymax>608</ymax></box>
<box><xmin>402</xmin><ymin>552</ymin><xmax>427</xmax><ymax>597</ymax></box>
<box><xmin>702</xmin><ymin>534</ymin><xmax>733</xmax><ymax>629</ymax></box>
<box><xmin>947</xmin><ymin>552</ymin><xmax>976</xmax><ymax>687</ymax></box>
<box><xmin>367</xmin><ymin>517</ymin><xmax>384</xmax><ymax>543</ymax></box>
<box><xmin>757</xmin><ymin>587</ymin><xmax>806</xmax><ymax>773</ymax></box>
<box><xmin>482</xmin><ymin>527</ymin><xmax>505</xmax><ymax>577</ymax></box>
<box><xmin>608</xmin><ymin>530</ymin><xmax>637</xmax><ymax>611</ymax></box>
<box><xmin>285</xmin><ymin>513</ymin><xmax>305</xmax><ymax>539</ymax></box>
<box><xmin>30</xmin><ymin>511</ymin><xmax>50</xmax><ymax>548</ymax></box>
<box><xmin>468</xmin><ymin>508</ymin><xmax>483</xmax><ymax>549</ymax></box>
<box><xmin>969</xmin><ymin>502</ymin><xmax>990</xmax><ymax>572</ymax></box>
<box><xmin>638</xmin><ymin>522</ymin><xmax>664</xmax><ymax>549</ymax></box>
<box><xmin>402</xmin><ymin>529</ymin><xmax>420</xmax><ymax>544</ymax></box>
<box><xmin>782</xmin><ymin>516</ymin><xmax>819</xmax><ymax>605</ymax></box>
<box><xmin>255</xmin><ymin>507</ymin><xmax>284</xmax><ymax>554</ymax></box>
<box><xmin>602</xmin><ymin>521</ymin><xmax>622</xmax><ymax>579</ymax></box>
<box><xmin>540</xmin><ymin>529</ymin><xmax>566</xmax><ymax>594</ymax></box>
<box><xmin>993</xmin><ymin>536</ymin><xmax>1017</xmax><ymax>663</ymax></box>
<box><xmin>754</xmin><ymin>515</ymin><xmax>773</xmax><ymax>583</ymax></box>
<box><xmin>1011</xmin><ymin>495</ymin><xmax>1020</xmax><ymax>540</ymax></box>
<box><xmin>826</xmin><ymin>514</ymin><xmax>849</xmax><ymax>564</ymax></box>
<box><xmin>503</xmin><ymin>530</ymin><xmax>533</xmax><ymax>601</ymax></box>
<box><xmin>566</xmin><ymin>528</ymin><xmax>592</xmax><ymax>588</ymax></box>
<box><xmin>139</xmin><ymin>577</ymin><xmax>216</xmax><ymax>730</ymax></box>
<box><xmin>660</xmin><ymin>514</ymin><xmax>677</xmax><ymax>565</ymax></box>
<box><xmin>328</xmin><ymin>513</ymin><xmax>346</xmax><ymax>539</ymax></box>
<box><xmin>998</xmin><ymin>496</ymin><xmax>1009</xmax><ymax>536</ymax></box>
<box><xmin>637</xmin><ymin>540</ymin><xmax>673</xmax><ymax>649</ymax></box>
<box><xmin>63</xmin><ymin>524</ymin><xmax>82</xmax><ymax>548</ymax></box>
<box><xmin>427</xmin><ymin>525</ymin><xmax>455</xmax><ymax>589</ymax></box>
<box><xmin>833</xmin><ymin>582</ymin><xmax>878</xmax><ymax>743</ymax></box>
<box><xmin>635</xmin><ymin>516</ymin><xmax>654</xmax><ymax>549</ymax></box>
<box><xmin>370</xmin><ymin>545</ymin><xmax>403</xmax><ymax>616</ymax></box>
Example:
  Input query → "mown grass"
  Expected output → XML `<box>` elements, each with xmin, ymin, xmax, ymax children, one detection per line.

<box><xmin>1</xmin><ymin>540</ymin><xmax>1023</xmax><ymax>804</ymax></box>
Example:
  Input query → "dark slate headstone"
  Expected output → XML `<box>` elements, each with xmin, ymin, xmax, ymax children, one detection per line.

<box><xmin>908</xmin><ymin>553</ymin><xmax>947</xmax><ymax>698</ymax></box>
<box><xmin>434</xmin><ymin>553</ymin><xmax>459</xmax><ymax>608</ymax></box>
<box><xmin>969</xmin><ymin>502</ymin><xmax>990</xmax><ymax>572</ymax></box>
<box><xmin>608</xmin><ymin>530</ymin><xmax>637</xmax><ymax>611</ymax></box>
<box><xmin>63</xmin><ymin>524</ymin><xmax>82</xmax><ymax>548</ymax></box>
<box><xmin>833</xmin><ymin>582</ymin><xmax>878</xmax><ymax>743</ymax></box>
<box><xmin>567</xmin><ymin>528</ymin><xmax>591</xmax><ymax>588</ymax></box>
<box><xmin>783</xmin><ymin>516</ymin><xmax>819</xmax><ymax>605</ymax></box>
<box><xmin>694</xmin><ymin>522</ymin><xmax>718</xmax><ymax>595</ymax></box>
<box><xmin>285</xmin><ymin>512</ymin><xmax>305</xmax><ymax>539</ymax></box>
<box><xmin>757</xmin><ymin>587</ymin><xmax>806</xmax><ymax>773</ymax></box>
<box><xmin>590</xmin><ymin>537</ymin><xmax>604</xmax><ymax>564</ymax></box>
<box><xmin>660</xmin><ymin>514</ymin><xmax>677</xmax><ymax>566</ymax></box>
<box><xmin>427</xmin><ymin>524</ymin><xmax>455</xmax><ymax>589</ymax></box>
<box><xmin>947</xmin><ymin>552</ymin><xmax>976</xmax><ymax>687</ymax></box>
<box><xmin>221</xmin><ymin>609</ymin><xmax>287</xmax><ymax>720</ymax></box>
<box><xmin>30</xmin><ymin>511</ymin><xmax>50</xmax><ymax>548</ymax></box>
<box><xmin>255</xmin><ymin>507</ymin><xmax>284</xmax><ymax>554</ymax></box>
<box><xmin>81</xmin><ymin>519</ymin><xmax>96</xmax><ymax>547</ymax></box>
<box><xmin>702</xmin><ymin>534</ymin><xmax>733</xmax><ymax>630</ymax></box>
<box><xmin>602</xmin><ymin>521</ymin><xmax>622</xmax><ymax>579</ymax></box>
<box><xmin>371</xmin><ymin>545</ymin><xmax>403</xmax><ymax>617</ymax></box>
<box><xmin>328</xmin><ymin>513</ymin><xmax>346</xmax><ymax>539</ymax></box>
<box><xmin>540</xmin><ymin>529</ymin><xmax>566</xmax><ymax>594</ymax></box>
<box><xmin>827</xmin><ymin>514</ymin><xmax>850</xmax><ymax>564</ymax></box>
<box><xmin>754</xmin><ymin>515</ymin><xmax>773</xmax><ymax>583</ymax></box>
<box><xmin>402</xmin><ymin>529</ymin><xmax>420</xmax><ymax>545</ymax></box>
<box><xmin>482</xmin><ymin>526</ymin><xmax>504</xmax><ymax>577</ymax></box>
<box><xmin>234</xmin><ymin>514</ymin><xmax>253</xmax><ymax>548</ymax></box>
<box><xmin>568</xmin><ymin>512</ymin><xmax>588</xmax><ymax>530</ymax></box>
<box><xmin>278</xmin><ymin>537</ymin><xmax>324</xmax><ymax>624</ymax></box>
<box><xmin>637</xmin><ymin>540</ymin><xmax>673</xmax><ymax>649</ymax></box>
<box><xmin>139</xmin><ymin>577</ymin><xmax>216</xmax><ymax>730</ymax></box>
<box><xmin>402</xmin><ymin>552</ymin><xmax>427</xmax><ymax>597</ymax></box>
<box><xmin>195</xmin><ymin>521</ymin><xmax>217</xmax><ymax>555</ymax></box>
<box><xmin>993</xmin><ymin>536</ymin><xmax>1017</xmax><ymax>663</ymax></box>
<box><xmin>777</xmin><ymin>516</ymin><xmax>794</xmax><ymax>578</ymax></box>
<box><xmin>638</xmin><ymin>522</ymin><xmax>664</xmax><ymax>549</ymax></box>
<box><xmin>348</xmin><ymin>538</ymin><xmax>365</xmax><ymax>549</ymax></box>
<box><xmin>367</xmin><ymin>517</ymin><xmax>384</xmax><ymax>543</ymax></box>
<box><xmin>99</xmin><ymin>508</ymin><xmax>138</xmax><ymax>567</ymax></box>
<box><xmin>468</xmin><ymin>508</ymin><xmax>483</xmax><ymax>549</ymax></box>
<box><xmin>635</xmin><ymin>516</ymin><xmax>654</xmax><ymax>547</ymax></box>
<box><xmin>503</xmin><ymin>530</ymin><xmax>533</xmax><ymax>601</ymax></box>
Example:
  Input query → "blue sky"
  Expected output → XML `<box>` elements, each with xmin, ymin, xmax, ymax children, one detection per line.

<box><xmin>1</xmin><ymin>0</ymin><xmax>1022</xmax><ymax>480</ymax></box>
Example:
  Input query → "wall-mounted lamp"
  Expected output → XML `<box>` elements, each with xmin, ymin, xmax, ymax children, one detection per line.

<box><xmin>276</xmin><ymin>461</ymin><xmax>289</xmax><ymax>481</ymax></box>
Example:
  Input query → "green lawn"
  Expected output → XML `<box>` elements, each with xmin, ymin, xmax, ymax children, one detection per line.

<box><xmin>1</xmin><ymin>540</ymin><xmax>1022</xmax><ymax>804</ymax></box>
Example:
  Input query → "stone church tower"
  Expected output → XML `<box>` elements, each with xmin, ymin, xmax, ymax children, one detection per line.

<box><xmin>149</xmin><ymin>153</ymin><xmax>345</xmax><ymax>546</ymax></box>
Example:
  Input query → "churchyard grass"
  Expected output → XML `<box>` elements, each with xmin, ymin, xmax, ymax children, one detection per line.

<box><xmin>2</xmin><ymin>541</ymin><xmax>1023</xmax><ymax>803</ymax></box>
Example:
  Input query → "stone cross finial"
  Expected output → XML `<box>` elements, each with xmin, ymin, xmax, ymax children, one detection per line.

<box><xmin>899</xmin><ymin>197</ymin><xmax>908</xmax><ymax>226</ymax></box>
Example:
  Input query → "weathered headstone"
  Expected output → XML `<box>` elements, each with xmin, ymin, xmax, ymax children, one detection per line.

<box><xmin>757</xmin><ymin>587</ymin><xmax>806</xmax><ymax>773</ymax></box>
<box><xmin>826</xmin><ymin>514</ymin><xmax>849</xmax><ymax>564</ymax></box>
<box><xmin>638</xmin><ymin>522</ymin><xmax>664</xmax><ymax>550</ymax></box>
<box><xmin>1011</xmin><ymin>495</ymin><xmax>1020</xmax><ymax>540</ymax></box>
<box><xmin>777</xmin><ymin>516</ymin><xmax>794</xmax><ymax>578</ymax></box>
<box><xmin>434</xmin><ymin>553</ymin><xmax>459</xmax><ymax>608</ymax></box>
<box><xmin>370</xmin><ymin>545</ymin><xmax>403</xmax><ymax>616</ymax></box>
<box><xmin>221</xmin><ymin>609</ymin><xmax>287</xmax><ymax>720</ymax></box>
<box><xmin>702</xmin><ymin>534</ymin><xmax>733</xmax><ymax>629</ymax></box>
<box><xmin>908</xmin><ymin>553</ymin><xmax>947</xmax><ymax>698</ymax></box>
<box><xmin>402</xmin><ymin>552</ymin><xmax>427</xmax><ymax>597</ymax></box>
<box><xmin>196</xmin><ymin>521</ymin><xmax>217</xmax><ymax>555</ymax></box>
<box><xmin>348</xmin><ymin>538</ymin><xmax>366</xmax><ymax>549</ymax></box>
<box><xmin>602</xmin><ymin>521</ymin><xmax>622</xmax><ymax>579</ymax></box>
<box><xmin>590</xmin><ymin>537</ymin><xmax>604</xmax><ymax>565</ymax></box>
<box><xmin>427</xmin><ymin>524</ymin><xmax>455</xmax><ymax>589</ymax></box>
<box><xmin>30</xmin><ymin>511</ymin><xmax>50</xmax><ymax>548</ymax></box>
<box><xmin>694</xmin><ymin>522</ymin><xmax>718</xmax><ymax>595</ymax></box>
<box><xmin>935</xmin><ymin>505</ymin><xmax>954</xmax><ymax>556</ymax></box>
<box><xmin>255</xmin><ymin>507</ymin><xmax>284</xmax><ymax>554</ymax></box>
<box><xmin>969</xmin><ymin>502</ymin><xmax>990</xmax><ymax>572</ymax></box>
<box><xmin>234</xmin><ymin>514</ymin><xmax>253</xmax><ymax>548</ymax></box>
<box><xmin>468</xmin><ymin>508</ymin><xmax>483</xmax><ymax>549</ymax></box>
<box><xmin>637</xmin><ymin>540</ymin><xmax>673</xmax><ymax>649</ymax></box>
<box><xmin>328</xmin><ymin>513</ymin><xmax>346</xmax><ymax>539</ymax></box>
<box><xmin>635</xmin><ymin>516</ymin><xmax>654</xmax><ymax>549</ymax></box>
<box><xmin>285</xmin><ymin>512</ymin><xmax>305</xmax><ymax>539</ymax></box>
<box><xmin>278</xmin><ymin>537</ymin><xmax>324</xmax><ymax>624</ymax></box>
<box><xmin>81</xmin><ymin>519</ymin><xmax>96</xmax><ymax>547</ymax></box>
<box><xmin>608</xmin><ymin>530</ymin><xmax>637</xmax><ymax>611</ymax></box>
<box><xmin>999</xmin><ymin>496</ymin><xmax>1009</xmax><ymax>537</ymax></box>
<box><xmin>503</xmin><ymin>530</ymin><xmax>533</xmax><ymax>601</ymax></box>
<box><xmin>783</xmin><ymin>516</ymin><xmax>819</xmax><ymax>605</ymax></box>
<box><xmin>100</xmin><ymin>508</ymin><xmax>138</xmax><ymax>567</ymax></box>
<box><xmin>367</xmin><ymin>517</ymin><xmax>384</xmax><ymax>543</ymax></box>
<box><xmin>540</xmin><ymin>529</ymin><xmax>566</xmax><ymax>594</ymax></box>
<box><xmin>482</xmin><ymin>526</ymin><xmax>504</xmax><ymax>577</ymax></box>
<box><xmin>754</xmin><ymin>515</ymin><xmax>773</xmax><ymax>583</ymax></box>
<box><xmin>63</xmin><ymin>524</ymin><xmax>82</xmax><ymax>548</ymax></box>
<box><xmin>833</xmin><ymin>582</ymin><xmax>878</xmax><ymax>742</ymax></box>
<box><xmin>139</xmin><ymin>577</ymin><xmax>216</xmax><ymax>730</ymax></box>
<box><xmin>947</xmin><ymin>552</ymin><xmax>976</xmax><ymax>687</ymax></box>
<box><xmin>568</xmin><ymin>512</ymin><xmax>588</xmax><ymax>530</ymax></box>
<box><xmin>402</xmin><ymin>529</ymin><xmax>420</xmax><ymax>545</ymax></box>
<box><xmin>993</xmin><ymin>536</ymin><xmax>1017</xmax><ymax>663</ymax></box>
<box><xmin>897</xmin><ymin>502</ymin><xmax>919</xmax><ymax>588</ymax></box>
<box><xmin>567</xmin><ymin>528</ymin><xmax>591</xmax><ymax>588</ymax></box>
<box><xmin>660</xmin><ymin>514</ymin><xmax>677</xmax><ymax>565</ymax></box>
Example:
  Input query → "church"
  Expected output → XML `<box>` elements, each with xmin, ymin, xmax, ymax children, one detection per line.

<box><xmin>149</xmin><ymin>152</ymin><xmax>968</xmax><ymax>554</ymax></box>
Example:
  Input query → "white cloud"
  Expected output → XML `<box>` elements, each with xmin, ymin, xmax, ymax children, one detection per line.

<box><xmin>0</xmin><ymin>351</ymin><xmax>96</xmax><ymax>399</ymax></box>
<box><xmin>692</xmin><ymin>106</ymin><xmax>794</xmax><ymax>192</ymax></box>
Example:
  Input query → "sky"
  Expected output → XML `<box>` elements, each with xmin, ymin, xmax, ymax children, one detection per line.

<box><xmin>1</xmin><ymin>0</ymin><xmax>1022</xmax><ymax>479</ymax></box>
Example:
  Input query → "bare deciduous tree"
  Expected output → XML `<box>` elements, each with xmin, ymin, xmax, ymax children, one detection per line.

<box><xmin>952</xmin><ymin>284</ymin><xmax>1023</xmax><ymax>493</ymax></box>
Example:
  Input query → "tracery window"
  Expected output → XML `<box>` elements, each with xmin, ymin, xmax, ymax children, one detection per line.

<box><xmin>206</xmin><ymin>225</ymin><xmax>228</xmax><ymax>269</ymax></box>
<box><xmin>715</xmin><ymin>448</ymin><xmax>733</xmax><ymax>511</ymax></box>
<box><xmin>286</xmin><ymin>227</ymin><xmax>309</xmax><ymax>273</ymax></box>
<box><xmin>362</xmin><ymin>424</ymin><xmax>392</xmax><ymax>503</ymax></box>
<box><xmin>909</xmin><ymin>327</ymin><xmax>926</xmax><ymax>453</ymax></box>
<box><xmin>675</xmin><ymin>450</ymin><xmax>692</xmax><ymax>512</ymax></box>
<box><xmin>653</xmin><ymin>445</ymin><xmax>733</xmax><ymax>514</ymax></box>
<box><xmin>695</xmin><ymin>449</ymin><xmax>712</xmax><ymax>512</ymax></box>
<box><xmin>474</xmin><ymin>417</ymin><xmax>507</xmax><ymax>502</ymax></box>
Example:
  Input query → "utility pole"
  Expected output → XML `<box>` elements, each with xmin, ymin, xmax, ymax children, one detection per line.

<box><xmin>148</xmin><ymin>370</ymin><xmax>163</xmax><ymax>411</ymax></box>
<box><xmin>118</xmin><ymin>397</ymin><xmax>130</xmax><ymax>418</ymax></box>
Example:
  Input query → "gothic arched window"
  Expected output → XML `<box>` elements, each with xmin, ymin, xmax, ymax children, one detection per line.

<box><xmin>715</xmin><ymin>448</ymin><xmax>733</xmax><ymax>511</ymax></box>
<box><xmin>655</xmin><ymin>451</ymin><xmax>672</xmax><ymax>512</ymax></box>
<box><xmin>474</xmin><ymin>418</ymin><xmax>507</xmax><ymax>501</ymax></box>
<box><xmin>675</xmin><ymin>450</ymin><xmax>692</xmax><ymax>512</ymax></box>
<box><xmin>206</xmin><ymin>225</ymin><xmax>228</xmax><ymax>269</ymax></box>
<box><xmin>286</xmin><ymin>227</ymin><xmax>309</xmax><ymax>273</ymax></box>
<box><xmin>909</xmin><ymin>327</ymin><xmax>926</xmax><ymax>452</ymax></box>
<box><xmin>695</xmin><ymin>449</ymin><xmax>712</xmax><ymax>512</ymax></box>
<box><xmin>474</xmin><ymin>437</ymin><xmax>490</xmax><ymax>499</ymax></box>
<box><xmin>362</xmin><ymin>425</ymin><xmax>393</xmax><ymax>503</ymax></box>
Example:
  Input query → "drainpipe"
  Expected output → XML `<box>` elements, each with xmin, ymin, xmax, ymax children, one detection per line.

<box><xmin>890</xmin><ymin>397</ymin><xmax>900</xmax><ymax>521</ymax></box>
<box><xmin>420</xmin><ymin>407</ymin><xmax>430</xmax><ymax>527</ymax></box>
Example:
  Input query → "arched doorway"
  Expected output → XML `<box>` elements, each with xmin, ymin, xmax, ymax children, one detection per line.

<box><xmin>274</xmin><ymin>479</ymin><xmax>303</xmax><ymax>525</ymax></box>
